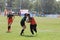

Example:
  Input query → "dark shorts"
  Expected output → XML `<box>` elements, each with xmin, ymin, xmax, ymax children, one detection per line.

<box><xmin>30</xmin><ymin>24</ymin><xmax>37</xmax><ymax>29</ymax></box>
<box><xmin>20</xmin><ymin>22</ymin><xmax>25</xmax><ymax>27</ymax></box>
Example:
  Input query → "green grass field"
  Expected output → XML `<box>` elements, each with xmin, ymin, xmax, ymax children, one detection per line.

<box><xmin>0</xmin><ymin>16</ymin><xmax>60</xmax><ymax>40</ymax></box>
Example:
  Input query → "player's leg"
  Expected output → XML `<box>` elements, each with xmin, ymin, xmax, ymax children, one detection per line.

<box><xmin>7</xmin><ymin>19</ymin><xmax>13</xmax><ymax>32</ymax></box>
<box><xmin>8</xmin><ymin>22</ymin><xmax>12</xmax><ymax>32</ymax></box>
<box><xmin>20</xmin><ymin>25</ymin><xmax>26</xmax><ymax>35</ymax></box>
<box><xmin>8</xmin><ymin>19</ymin><xmax>13</xmax><ymax>32</ymax></box>
<box><xmin>20</xmin><ymin>22</ymin><xmax>26</xmax><ymax>35</ymax></box>
<box><xmin>33</xmin><ymin>24</ymin><xmax>37</xmax><ymax>33</ymax></box>
<box><xmin>30</xmin><ymin>24</ymin><xmax>34</xmax><ymax>35</ymax></box>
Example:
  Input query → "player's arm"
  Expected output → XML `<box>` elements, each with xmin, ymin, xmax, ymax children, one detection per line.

<box><xmin>26</xmin><ymin>18</ymin><xmax>31</xmax><ymax>23</ymax></box>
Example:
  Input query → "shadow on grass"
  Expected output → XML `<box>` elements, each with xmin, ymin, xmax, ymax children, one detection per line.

<box><xmin>20</xmin><ymin>35</ymin><xmax>37</xmax><ymax>37</ymax></box>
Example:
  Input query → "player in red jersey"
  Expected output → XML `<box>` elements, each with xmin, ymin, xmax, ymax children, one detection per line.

<box><xmin>27</xmin><ymin>14</ymin><xmax>37</xmax><ymax>35</ymax></box>
<box><xmin>7</xmin><ymin>12</ymin><xmax>14</xmax><ymax>32</ymax></box>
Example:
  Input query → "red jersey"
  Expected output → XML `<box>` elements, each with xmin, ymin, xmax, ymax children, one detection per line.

<box><xmin>7</xmin><ymin>14</ymin><xmax>14</xmax><ymax>24</ymax></box>
<box><xmin>29</xmin><ymin>17</ymin><xmax>36</xmax><ymax>25</ymax></box>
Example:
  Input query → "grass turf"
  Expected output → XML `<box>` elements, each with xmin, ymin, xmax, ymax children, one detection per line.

<box><xmin>0</xmin><ymin>16</ymin><xmax>60</xmax><ymax>40</ymax></box>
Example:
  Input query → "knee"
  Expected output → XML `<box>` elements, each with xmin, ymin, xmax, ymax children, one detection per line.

<box><xmin>23</xmin><ymin>26</ymin><xmax>26</xmax><ymax>29</ymax></box>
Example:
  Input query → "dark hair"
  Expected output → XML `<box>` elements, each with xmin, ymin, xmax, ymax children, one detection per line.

<box><xmin>27</xmin><ymin>14</ymin><xmax>31</xmax><ymax>20</ymax></box>
<box><xmin>27</xmin><ymin>14</ymin><xmax>30</xmax><ymax>17</ymax></box>
<box><xmin>24</xmin><ymin>13</ymin><xmax>27</xmax><ymax>17</ymax></box>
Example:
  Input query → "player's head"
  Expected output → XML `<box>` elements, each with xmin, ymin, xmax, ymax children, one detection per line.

<box><xmin>24</xmin><ymin>13</ymin><xmax>27</xmax><ymax>17</ymax></box>
<box><xmin>27</xmin><ymin>14</ymin><xmax>30</xmax><ymax>16</ymax></box>
<box><xmin>27</xmin><ymin>14</ymin><xmax>30</xmax><ymax>18</ymax></box>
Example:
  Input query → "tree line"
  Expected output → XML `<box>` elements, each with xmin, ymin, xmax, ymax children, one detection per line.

<box><xmin>0</xmin><ymin>0</ymin><xmax>60</xmax><ymax>14</ymax></box>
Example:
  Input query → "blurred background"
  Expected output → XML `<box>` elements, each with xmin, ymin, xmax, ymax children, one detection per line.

<box><xmin>0</xmin><ymin>0</ymin><xmax>60</xmax><ymax>17</ymax></box>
